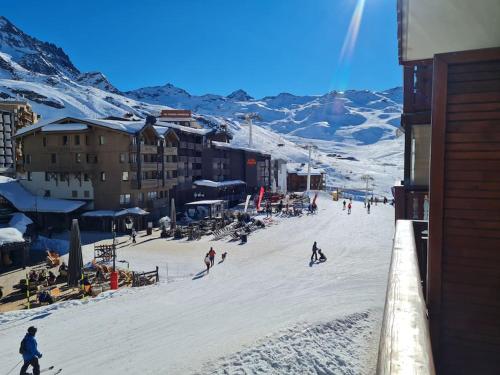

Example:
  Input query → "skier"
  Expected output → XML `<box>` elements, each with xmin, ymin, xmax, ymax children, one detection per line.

<box><xmin>367</xmin><ymin>201</ymin><xmax>371</xmax><ymax>214</ymax></box>
<box><xmin>311</xmin><ymin>241</ymin><xmax>319</xmax><ymax>262</ymax></box>
<box><xmin>132</xmin><ymin>228</ymin><xmax>137</xmax><ymax>244</ymax></box>
<box><xmin>208</xmin><ymin>247</ymin><xmax>216</xmax><ymax>267</ymax></box>
<box><xmin>342</xmin><ymin>200</ymin><xmax>346</xmax><ymax>210</ymax></box>
<box><xmin>347</xmin><ymin>202</ymin><xmax>352</xmax><ymax>214</ymax></box>
<box><xmin>221</xmin><ymin>252</ymin><xmax>227</xmax><ymax>262</ymax></box>
<box><xmin>383</xmin><ymin>196</ymin><xmax>388</xmax><ymax>204</ymax></box>
<box><xmin>204</xmin><ymin>253</ymin><xmax>210</xmax><ymax>274</ymax></box>
<box><xmin>318</xmin><ymin>249</ymin><xmax>327</xmax><ymax>262</ymax></box>
<box><xmin>20</xmin><ymin>326</ymin><xmax>42</xmax><ymax>375</ymax></box>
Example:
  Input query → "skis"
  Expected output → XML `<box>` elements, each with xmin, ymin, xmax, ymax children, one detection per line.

<box><xmin>27</xmin><ymin>366</ymin><xmax>62</xmax><ymax>374</ymax></box>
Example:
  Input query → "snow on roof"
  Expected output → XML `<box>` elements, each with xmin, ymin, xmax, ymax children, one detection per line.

<box><xmin>81</xmin><ymin>207</ymin><xmax>149</xmax><ymax>217</ymax></box>
<box><xmin>211</xmin><ymin>141</ymin><xmax>271</xmax><ymax>157</ymax></box>
<box><xmin>155</xmin><ymin>121</ymin><xmax>214</xmax><ymax>136</ymax></box>
<box><xmin>0</xmin><ymin>176</ymin><xmax>85</xmax><ymax>213</ymax></box>
<box><xmin>185</xmin><ymin>200</ymin><xmax>226</xmax><ymax>205</ymax></box>
<box><xmin>193</xmin><ymin>179</ymin><xmax>246</xmax><ymax>188</ymax></box>
<box><xmin>0</xmin><ymin>227</ymin><xmax>24</xmax><ymax>246</ymax></box>
<box><xmin>0</xmin><ymin>212</ymin><xmax>33</xmax><ymax>246</ymax></box>
<box><xmin>287</xmin><ymin>163</ymin><xmax>325</xmax><ymax>176</ymax></box>
<box><xmin>41</xmin><ymin>123</ymin><xmax>88</xmax><ymax>132</ymax></box>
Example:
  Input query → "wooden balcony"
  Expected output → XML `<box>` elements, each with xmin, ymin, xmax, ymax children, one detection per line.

<box><xmin>130</xmin><ymin>144</ymin><xmax>158</xmax><ymax>154</ymax></box>
<box><xmin>393</xmin><ymin>185</ymin><xmax>429</xmax><ymax>221</ymax></box>
<box><xmin>130</xmin><ymin>179</ymin><xmax>160</xmax><ymax>190</ymax></box>
<box><xmin>165</xmin><ymin>162</ymin><xmax>177</xmax><ymax>170</ymax></box>
<box><xmin>164</xmin><ymin>147</ymin><xmax>177</xmax><ymax>156</ymax></box>
<box><xmin>402</xmin><ymin>63</ymin><xmax>433</xmax><ymax>128</ymax></box>
<box><xmin>376</xmin><ymin>220</ymin><xmax>434</xmax><ymax>374</ymax></box>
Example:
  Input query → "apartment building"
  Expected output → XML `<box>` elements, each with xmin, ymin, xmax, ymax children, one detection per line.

<box><xmin>14</xmin><ymin>117</ymin><xmax>178</xmax><ymax>221</ymax></box>
<box><xmin>202</xmin><ymin>141</ymin><xmax>271</xmax><ymax>194</ymax></box>
<box><xmin>0</xmin><ymin>101</ymin><xmax>38</xmax><ymax>176</ymax></box>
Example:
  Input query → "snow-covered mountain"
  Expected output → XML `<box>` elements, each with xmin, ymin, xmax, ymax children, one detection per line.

<box><xmin>0</xmin><ymin>16</ymin><xmax>403</xmax><ymax>194</ymax></box>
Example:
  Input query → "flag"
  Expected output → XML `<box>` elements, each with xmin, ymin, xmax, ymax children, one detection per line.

<box><xmin>257</xmin><ymin>187</ymin><xmax>265</xmax><ymax>211</ymax></box>
<box><xmin>243</xmin><ymin>194</ymin><xmax>251</xmax><ymax>213</ymax></box>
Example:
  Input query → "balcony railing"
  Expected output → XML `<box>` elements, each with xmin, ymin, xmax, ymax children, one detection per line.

<box><xmin>376</xmin><ymin>220</ymin><xmax>434</xmax><ymax>375</ymax></box>
<box><xmin>164</xmin><ymin>147</ymin><xmax>177</xmax><ymax>156</ymax></box>
<box><xmin>403</xmin><ymin>63</ymin><xmax>433</xmax><ymax>114</ymax></box>
<box><xmin>393</xmin><ymin>185</ymin><xmax>429</xmax><ymax>222</ymax></box>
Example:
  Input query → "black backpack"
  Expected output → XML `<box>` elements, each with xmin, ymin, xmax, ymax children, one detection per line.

<box><xmin>19</xmin><ymin>337</ymin><xmax>26</xmax><ymax>354</ymax></box>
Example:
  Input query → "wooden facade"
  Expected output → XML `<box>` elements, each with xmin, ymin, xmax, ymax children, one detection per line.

<box><xmin>427</xmin><ymin>48</ymin><xmax>500</xmax><ymax>374</ymax></box>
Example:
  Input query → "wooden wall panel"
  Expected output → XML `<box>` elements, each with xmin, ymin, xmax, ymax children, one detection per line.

<box><xmin>428</xmin><ymin>48</ymin><xmax>500</xmax><ymax>374</ymax></box>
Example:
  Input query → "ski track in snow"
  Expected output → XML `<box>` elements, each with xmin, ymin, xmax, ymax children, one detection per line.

<box><xmin>0</xmin><ymin>195</ymin><xmax>393</xmax><ymax>374</ymax></box>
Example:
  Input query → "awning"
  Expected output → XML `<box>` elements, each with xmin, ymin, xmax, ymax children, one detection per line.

<box><xmin>81</xmin><ymin>207</ymin><xmax>149</xmax><ymax>218</ymax></box>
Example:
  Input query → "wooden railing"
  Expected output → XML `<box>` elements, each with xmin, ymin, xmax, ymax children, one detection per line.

<box><xmin>393</xmin><ymin>185</ymin><xmax>429</xmax><ymax>221</ymax></box>
<box><xmin>403</xmin><ymin>63</ymin><xmax>433</xmax><ymax>114</ymax></box>
<box><xmin>376</xmin><ymin>220</ymin><xmax>435</xmax><ymax>374</ymax></box>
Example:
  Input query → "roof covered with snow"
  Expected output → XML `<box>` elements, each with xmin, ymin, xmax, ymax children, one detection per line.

<box><xmin>81</xmin><ymin>207</ymin><xmax>149</xmax><ymax>217</ymax></box>
<box><xmin>211</xmin><ymin>141</ymin><xmax>270</xmax><ymax>157</ymax></box>
<box><xmin>193</xmin><ymin>179</ymin><xmax>246</xmax><ymax>188</ymax></box>
<box><xmin>155</xmin><ymin>121</ymin><xmax>214</xmax><ymax>136</ymax></box>
<box><xmin>0</xmin><ymin>176</ymin><xmax>85</xmax><ymax>213</ymax></box>
<box><xmin>185</xmin><ymin>200</ymin><xmax>226</xmax><ymax>205</ymax></box>
<box><xmin>41</xmin><ymin>123</ymin><xmax>89</xmax><ymax>132</ymax></box>
<box><xmin>287</xmin><ymin>163</ymin><xmax>325</xmax><ymax>176</ymax></box>
<box><xmin>0</xmin><ymin>212</ymin><xmax>33</xmax><ymax>246</ymax></box>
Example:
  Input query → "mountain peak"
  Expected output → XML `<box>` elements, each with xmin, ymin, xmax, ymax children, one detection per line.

<box><xmin>0</xmin><ymin>16</ymin><xmax>79</xmax><ymax>77</ymax></box>
<box><xmin>227</xmin><ymin>89</ymin><xmax>253</xmax><ymax>101</ymax></box>
<box><xmin>76</xmin><ymin>71</ymin><xmax>121</xmax><ymax>94</ymax></box>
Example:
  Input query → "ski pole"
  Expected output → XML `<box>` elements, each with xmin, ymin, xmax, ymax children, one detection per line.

<box><xmin>5</xmin><ymin>359</ymin><xmax>23</xmax><ymax>375</ymax></box>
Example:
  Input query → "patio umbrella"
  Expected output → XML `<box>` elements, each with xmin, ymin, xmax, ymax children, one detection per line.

<box><xmin>170</xmin><ymin>198</ymin><xmax>176</xmax><ymax>230</ymax></box>
<box><xmin>67</xmin><ymin>219</ymin><xmax>83</xmax><ymax>287</ymax></box>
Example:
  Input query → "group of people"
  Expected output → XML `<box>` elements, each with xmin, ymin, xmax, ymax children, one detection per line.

<box><xmin>203</xmin><ymin>247</ymin><xmax>227</xmax><ymax>274</ymax></box>
<box><xmin>27</xmin><ymin>269</ymin><xmax>57</xmax><ymax>287</ymax></box>
<box><xmin>342</xmin><ymin>199</ymin><xmax>353</xmax><ymax>214</ymax></box>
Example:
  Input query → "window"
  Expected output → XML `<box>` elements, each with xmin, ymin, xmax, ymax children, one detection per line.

<box><xmin>27</xmin><ymin>171</ymin><xmax>32</xmax><ymax>181</ymax></box>
<box><xmin>45</xmin><ymin>172</ymin><xmax>50</xmax><ymax>182</ymax></box>
<box><xmin>119</xmin><ymin>153</ymin><xmax>126</xmax><ymax>163</ymax></box>
<box><xmin>25</xmin><ymin>154</ymin><xmax>31</xmax><ymax>164</ymax></box>
<box><xmin>130</xmin><ymin>153</ymin><xmax>137</xmax><ymax>163</ymax></box>
<box><xmin>60</xmin><ymin>173</ymin><xmax>66</xmax><ymax>182</ymax></box>
<box><xmin>51</xmin><ymin>154</ymin><xmax>57</xmax><ymax>163</ymax></box>
<box><xmin>100</xmin><ymin>172</ymin><xmax>106</xmax><ymax>181</ymax></box>
<box><xmin>62</xmin><ymin>135</ymin><xmax>68</xmax><ymax>145</ymax></box>
<box><xmin>410</xmin><ymin>124</ymin><xmax>431</xmax><ymax>186</ymax></box>
<box><xmin>74</xmin><ymin>135</ymin><xmax>80</xmax><ymax>145</ymax></box>
<box><xmin>75</xmin><ymin>153</ymin><xmax>82</xmax><ymax>163</ymax></box>
<box><xmin>44</xmin><ymin>190</ymin><xmax>51</xmax><ymax>197</ymax></box>
<box><xmin>122</xmin><ymin>171</ymin><xmax>129</xmax><ymax>181</ymax></box>
<box><xmin>147</xmin><ymin>191</ymin><xmax>157</xmax><ymax>200</ymax></box>
<box><xmin>84</xmin><ymin>173</ymin><xmax>89</xmax><ymax>182</ymax></box>
<box><xmin>137</xmin><ymin>192</ymin><xmax>144</xmax><ymax>203</ymax></box>
<box><xmin>43</xmin><ymin>137</ymin><xmax>47</xmax><ymax>147</ymax></box>
<box><xmin>84</xmin><ymin>190</ymin><xmax>90</xmax><ymax>198</ymax></box>
<box><xmin>72</xmin><ymin>190</ymin><xmax>78</xmax><ymax>198</ymax></box>
<box><xmin>120</xmin><ymin>194</ymin><xmax>131</xmax><ymax>205</ymax></box>
<box><xmin>99</xmin><ymin>135</ymin><xmax>105</xmax><ymax>145</ymax></box>
<box><xmin>85</xmin><ymin>135</ymin><xmax>89</xmax><ymax>145</ymax></box>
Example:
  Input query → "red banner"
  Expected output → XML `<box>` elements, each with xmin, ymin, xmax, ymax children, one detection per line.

<box><xmin>257</xmin><ymin>186</ymin><xmax>265</xmax><ymax>211</ymax></box>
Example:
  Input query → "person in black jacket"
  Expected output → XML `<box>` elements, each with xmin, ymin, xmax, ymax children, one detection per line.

<box><xmin>311</xmin><ymin>242</ymin><xmax>319</xmax><ymax>262</ymax></box>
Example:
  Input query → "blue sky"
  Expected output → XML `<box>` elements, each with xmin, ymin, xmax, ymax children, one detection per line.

<box><xmin>1</xmin><ymin>0</ymin><xmax>401</xmax><ymax>97</ymax></box>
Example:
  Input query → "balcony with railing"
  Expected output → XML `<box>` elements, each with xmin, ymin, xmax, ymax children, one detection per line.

<box><xmin>376</xmin><ymin>220</ymin><xmax>434</xmax><ymax>374</ymax></box>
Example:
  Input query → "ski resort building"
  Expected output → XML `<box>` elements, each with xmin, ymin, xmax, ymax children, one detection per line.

<box><xmin>13</xmin><ymin>117</ymin><xmax>179</xmax><ymax>228</ymax></box>
<box><xmin>202</xmin><ymin>140</ymin><xmax>271</xmax><ymax>194</ymax></box>
<box><xmin>286</xmin><ymin>163</ymin><xmax>325</xmax><ymax>192</ymax></box>
<box><xmin>382</xmin><ymin>1</ymin><xmax>500</xmax><ymax>374</ymax></box>
<box><xmin>0</xmin><ymin>101</ymin><xmax>38</xmax><ymax>176</ymax></box>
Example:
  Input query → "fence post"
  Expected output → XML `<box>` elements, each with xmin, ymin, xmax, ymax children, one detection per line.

<box><xmin>156</xmin><ymin>266</ymin><xmax>159</xmax><ymax>283</ymax></box>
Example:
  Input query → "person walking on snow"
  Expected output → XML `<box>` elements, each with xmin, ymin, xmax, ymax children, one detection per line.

<box><xmin>311</xmin><ymin>241</ymin><xmax>319</xmax><ymax>262</ymax></box>
<box><xmin>208</xmin><ymin>247</ymin><xmax>216</xmax><ymax>267</ymax></box>
<box><xmin>204</xmin><ymin>253</ymin><xmax>211</xmax><ymax>274</ymax></box>
<box><xmin>19</xmin><ymin>326</ymin><xmax>42</xmax><ymax>375</ymax></box>
<box><xmin>367</xmin><ymin>201</ymin><xmax>371</xmax><ymax>214</ymax></box>
<box><xmin>347</xmin><ymin>202</ymin><xmax>352</xmax><ymax>214</ymax></box>
<box><xmin>342</xmin><ymin>200</ymin><xmax>346</xmax><ymax>210</ymax></box>
<box><xmin>132</xmin><ymin>228</ymin><xmax>137</xmax><ymax>244</ymax></box>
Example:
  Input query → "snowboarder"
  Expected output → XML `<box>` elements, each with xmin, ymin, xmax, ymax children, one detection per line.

<box><xmin>132</xmin><ymin>228</ymin><xmax>137</xmax><ymax>244</ymax></box>
<box><xmin>342</xmin><ymin>200</ymin><xmax>346</xmax><ymax>210</ymax></box>
<box><xmin>311</xmin><ymin>241</ymin><xmax>319</xmax><ymax>262</ymax></box>
<box><xmin>367</xmin><ymin>201</ymin><xmax>371</xmax><ymax>214</ymax></box>
<box><xmin>20</xmin><ymin>326</ymin><xmax>42</xmax><ymax>375</ymax></box>
<box><xmin>318</xmin><ymin>249</ymin><xmax>327</xmax><ymax>262</ymax></box>
<box><xmin>208</xmin><ymin>247</ymin><xmax>216</xmax><ymax>267</ymax></box>
<box><xmin>347</xmin><ymin>202</ymin><xmax>352</xmax><ymax>214</ymax></box>
<box><xmin>204</xmin><ymin>254</ymin><xmax>210</xmax><ymax>274</ymax></box>
<box><xmin>221</xmin><ymin>252</ymin><xmax>227</xmax><ymax>262</ymax></box>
